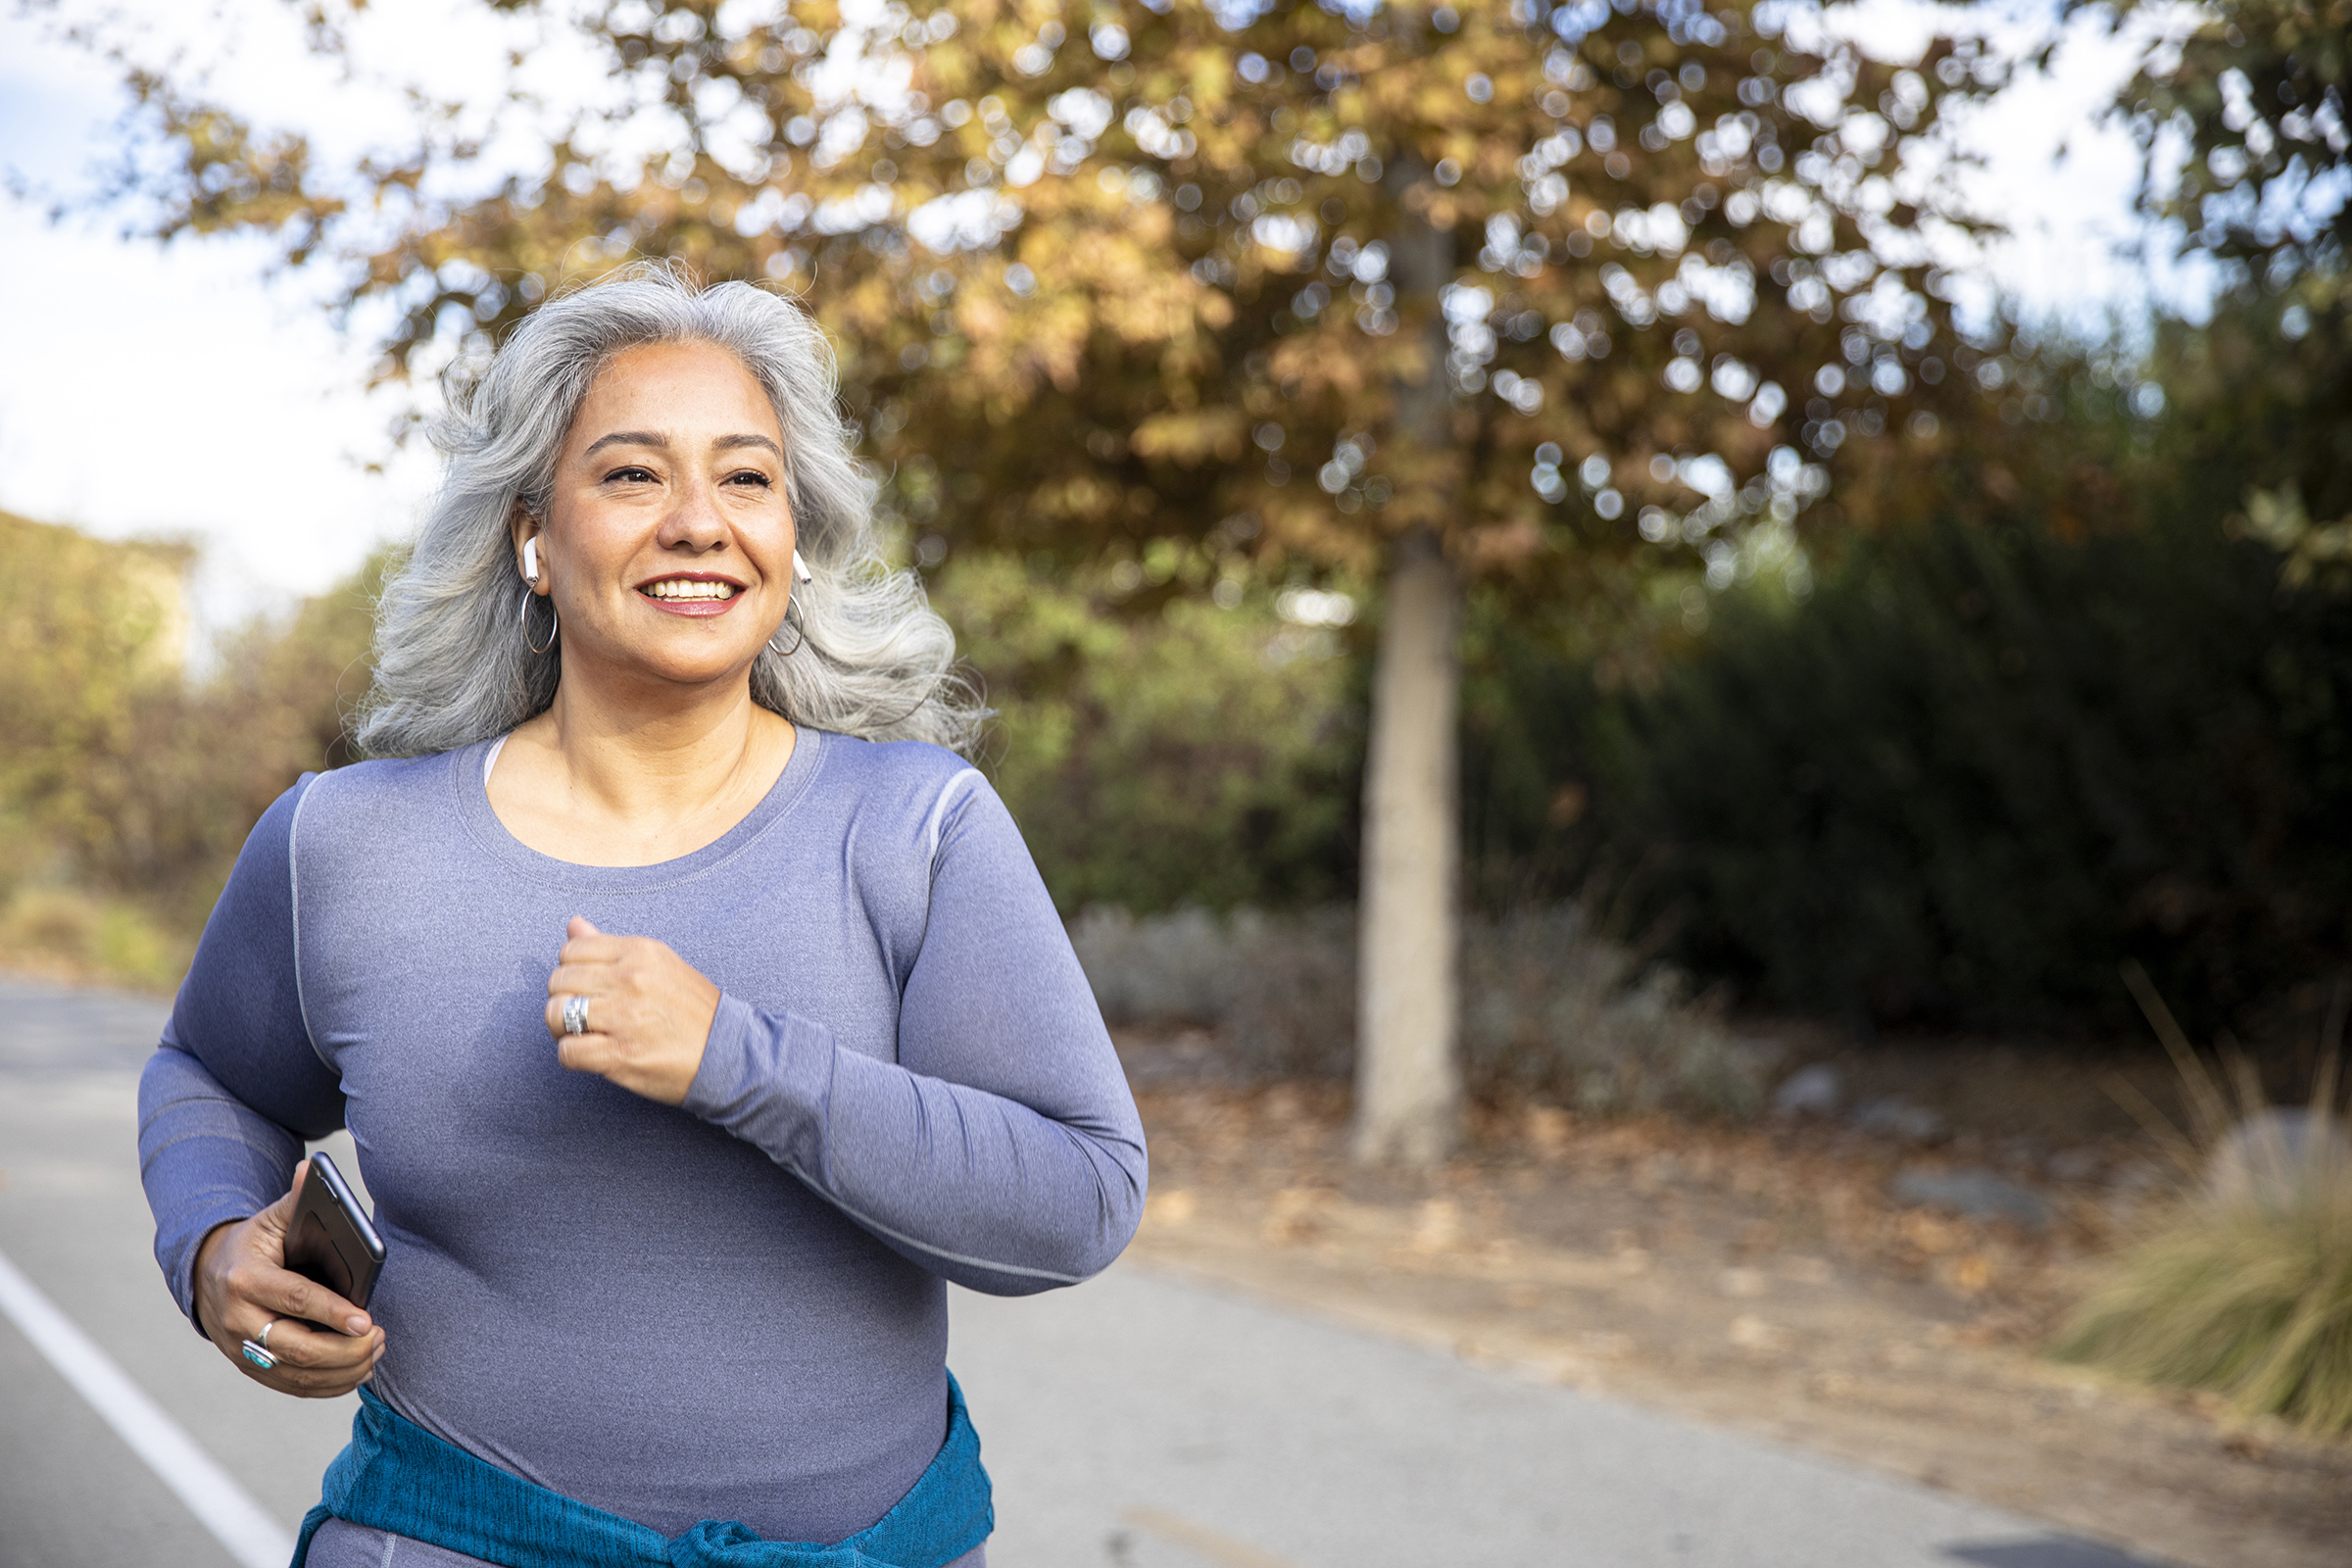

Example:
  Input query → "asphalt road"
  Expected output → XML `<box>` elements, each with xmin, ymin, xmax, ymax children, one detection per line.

<box><xmin>0</xmin><ymin>976</ymin><xmax>2169</xmax><ymax>1568</ymax></box>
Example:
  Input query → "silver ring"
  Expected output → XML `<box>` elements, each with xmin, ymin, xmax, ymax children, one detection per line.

<box><xmin>259</xmin><ymin>1317</ymin><xmax>279</xmax><ymax>1349</ymax></box>
<box><xmin>563</xmin><ymin>995</ymin><xmax>590</xmax><ymax>1036</ymax></box>
<box><xmin>240</xmin><ymin>1339</ymin><xmax>277</xmax><ymax>1371</ymax></box>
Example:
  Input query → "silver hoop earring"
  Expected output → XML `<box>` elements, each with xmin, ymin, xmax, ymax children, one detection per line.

<box><xmin>519</xmin><ymin>584</ymin><xmax>560</xmax><ymax>655</ymax></box>
<box><xmin>767</xmin><ymin>596</ymin><xmax>806</xmax><ymax>658</ymax></box>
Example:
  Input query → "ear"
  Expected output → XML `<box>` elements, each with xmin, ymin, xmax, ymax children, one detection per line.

<box><xmin>510</xmin><ymin>505</ymin><xmax>544</xmax><ymax>588</ymax></box>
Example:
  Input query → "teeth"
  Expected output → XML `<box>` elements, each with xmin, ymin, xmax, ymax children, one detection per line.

<box><xmin>644</xmin><ymin>580</ymin><xmax>738</xmax><ymax>600</ymax></box>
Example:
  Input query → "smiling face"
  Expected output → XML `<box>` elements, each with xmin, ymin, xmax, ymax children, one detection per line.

<box><xmin>515</xmin><ymin>339</ymin><xmax>796</xmax><ymax>697</ymax></box>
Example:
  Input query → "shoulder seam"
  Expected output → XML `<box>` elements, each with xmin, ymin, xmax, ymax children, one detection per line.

<box><xmin>285</xmin><ymin>774</ymin><xmax>330</xmax><ymax>1078</ymax></box>
<box><xmin>923</xmin><ymin>766</ymin><xmax>986</xmax><ymax>877</ymax></box>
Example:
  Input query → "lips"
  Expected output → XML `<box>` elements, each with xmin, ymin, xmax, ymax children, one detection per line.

<box><xmin>641</xmin><ymin>578</ymin><xmax>740</xmax><ymax>601</ymax></box>
<box><xmin>637</xmin><ymin>574</ymin><xmax>746</xmax><ymax>617</ymax></box>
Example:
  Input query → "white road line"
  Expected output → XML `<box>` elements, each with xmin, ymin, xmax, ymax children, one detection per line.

<box><xmin>0</xmin><ymin>1246</ymin><xmax>294</xmax><ymax>1568</ymax></box>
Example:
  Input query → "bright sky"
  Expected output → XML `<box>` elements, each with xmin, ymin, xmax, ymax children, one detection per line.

<box><xmin>0</xmin><ymin>0</ymin><xmax>2195</xmax><ymax>626</ymax></box>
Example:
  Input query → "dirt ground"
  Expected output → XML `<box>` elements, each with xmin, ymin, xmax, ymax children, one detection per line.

<box><xmin>1114</xmin><ymin>1028</ymin><xmax>2352</xmax><ymax>1568</ymax></box>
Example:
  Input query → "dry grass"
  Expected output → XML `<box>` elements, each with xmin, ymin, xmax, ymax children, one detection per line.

<box><xmin>2056</xmin><ymin>1176</ymin><xmax>2352</xmax><ymax>1434</ymax></box>
<box><xmin>2053</xmin><ymin>965</ymin><xmax>2352</xmax><ymax>1435</ymax></box>
<box><xmin>0</xmin><ymin>885</ymin><xmax>189</xmax><ymax>992</ymax></box>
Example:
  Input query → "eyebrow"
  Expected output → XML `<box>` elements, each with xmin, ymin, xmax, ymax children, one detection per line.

<box><xmin>580</xmin><ymin>430</ymin><xmax>782</xmax><ymax>459</ymax></box>
<box><xmin>582</xmin><ymin>430</ymin><xmax>667</xmax><ymax>458</ymax></box>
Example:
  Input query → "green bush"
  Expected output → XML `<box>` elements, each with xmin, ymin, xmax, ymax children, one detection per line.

<box><xmin>1448</xmin><ymin>314</ymin><xmax>2352</xmax><ymax>1041</ymax></box>
<box><xmin>1560</xmin><ymin>508</ymin><xmax>2352</xmax><ymax>1033</ymax></box>
<box><xmin>930</xmin><ymin>551</ymin><xmax>1363</xmax><ymax>914</ymax></box>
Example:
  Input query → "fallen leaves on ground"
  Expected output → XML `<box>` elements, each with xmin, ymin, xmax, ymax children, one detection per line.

<box><xmin>1118</xmin><ymin>1052</ymin><xmax>2352</xmax><ymax>1568</ymax></box>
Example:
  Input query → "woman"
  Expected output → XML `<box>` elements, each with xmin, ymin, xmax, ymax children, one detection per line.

<box><xmin>137</xmin><ymin>266</ymin><xmax>1147</xmax><ymax>1568</ymax></box>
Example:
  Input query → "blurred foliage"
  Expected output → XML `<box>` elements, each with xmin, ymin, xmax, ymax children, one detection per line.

<box><xmin>1067</xmin><ymin>902</ymin><xmax>1763</xmax><ymax>1115</ymax></box>
<box><xmin>1455</xmin><ymin>320</ymin><xmax>2156</xmax><ymax>898</ymax></box>
<box><xmin>2089</xmin><ymin>0</ymin><xmax>2348</xmax><ymax>294</ymax></box>
<box><xmin>72</xmin><ymin>0</ymin><xmax>2004</xmax><ymax>591</ymax></box>
<box><xmin>1425</xmin><ymin>313</ymin><xmax>2352</xmax><ymax>1041</ymax></box>
<box><xmin>0</xmin><ymin>887</ymin><xmax>188</xmax><ymax>993</ymax></box>
<box><xmin>2085</xmin><ymin>0</ymin><xmax>2352</xmax><ymax>524</ymax></box>
<box><xmin>1533</xmin><ymin>0</ymin><xmax>2352</xmax><ymax>1034</ymax></box>
<box><xmin>19</xmin><ymin>0</ymin><xmax>2350</xmax><ymax>1050</ymax></box>
<box><xmin>17</xmin><ymin>329</ymin><xmax>2338</xmax><ymax>1031</ymax></box>
<box><xmin>10</xmin><ymin>374</ymin><xmax>2346</xmax><ymax>1033</ymax></box>
<box><xmin>928</xmin><ymin>549</ymin><xmax>1361</xmax><ymax>910</ymax></box>
<box><xmin>0</xmin><ymin>511</ymin><xmax>193</xmax><ymax>900</ymax></box>
<box><xmin>0</xmin><ymin>515</ymin><xmax>384</xmax><ymax>987</ymax></box>
<box><xmin>0</xmin><ymin>506</ymin><xmax>1360</xmax><ymax>985</ymax></box>
<box><xmin>1574</xmin><ymin>499</ymin><xmax>2352</xmax><ymax>1034</ymax></box>
<box><xmin>56</xmin><ymin>0</ymin><xmax>2038</xmax><ymax>1098</ymax></box>
<box><xmin>1432</xmin><ymin>2</ymin><xmax>2352</xmax><ymax>1038</ymax></box>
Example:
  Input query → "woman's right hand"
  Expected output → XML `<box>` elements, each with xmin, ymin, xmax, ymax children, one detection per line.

<box><xmin>191</xmin><ymin>1159</ymin><xmax>384</xmax><ymax>1397</ymax></box>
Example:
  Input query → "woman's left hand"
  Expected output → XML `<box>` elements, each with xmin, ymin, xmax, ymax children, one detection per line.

<box><xmin>544</xmin><ymin>917</ymin><xmax>721</xmax><ymax>1105</ymax></box>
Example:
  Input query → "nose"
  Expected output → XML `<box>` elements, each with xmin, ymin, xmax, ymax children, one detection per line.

<box><xmin>657</xmin><ymin>473</ymin><xmax>730</xmax><ymax>552</ymax></box>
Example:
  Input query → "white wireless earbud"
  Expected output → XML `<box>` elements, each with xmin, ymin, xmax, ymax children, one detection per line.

<box><xmin>520</xmin><ymin>537</ymin><xmax>541</xmax><ymax>585</ymax></box>
<box><xmin>793</xmin><ymin>549</ymin><xmax>812</xmax><ymax>584</ymax></box>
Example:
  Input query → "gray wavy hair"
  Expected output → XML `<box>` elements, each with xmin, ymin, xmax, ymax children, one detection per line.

<box><xmin>356</xmin><ymin>264</ymin><xmax>982</xmax><ymax>758</ymax></box>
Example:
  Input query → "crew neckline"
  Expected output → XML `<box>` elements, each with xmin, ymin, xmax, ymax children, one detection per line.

<box><xmin>453</xmin><ymin>725</ymin><xmax>827</xmax><ymax>893</ymax></box>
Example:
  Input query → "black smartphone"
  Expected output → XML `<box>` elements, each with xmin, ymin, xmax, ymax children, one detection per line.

<box><xmin>285</xmin><ymin>1151</ymin><xmax>385</xmax><ymax>1317</ymax></box>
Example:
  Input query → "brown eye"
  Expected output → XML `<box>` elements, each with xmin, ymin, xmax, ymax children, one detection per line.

<box><xmin>604</xmin><ymin>466</ymin><xmax>657</xmax><ymax>484</ymax></box>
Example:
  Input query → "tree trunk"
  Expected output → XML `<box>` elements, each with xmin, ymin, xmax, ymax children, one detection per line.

<box><xmin>1352</xmin><ymin>527</ymin><xmax>1464</xmax><ymax>1167</ymax></box>
<box><xmin>1352</xmin><ymin>157</ymin><xmax>1463</xmax><ymax>1168</ymax></box>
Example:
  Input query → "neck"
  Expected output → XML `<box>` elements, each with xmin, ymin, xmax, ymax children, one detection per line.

<box><xmin>494</xmin><ymin>651</ymin><xmax>796</xmax><ymax>862</ymax></box>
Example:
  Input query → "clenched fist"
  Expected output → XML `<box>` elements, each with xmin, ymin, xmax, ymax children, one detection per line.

<box><xmin>544</xmin><ymin>916</ymin><xmax>722</xmax><ymax>1104</ymax></box>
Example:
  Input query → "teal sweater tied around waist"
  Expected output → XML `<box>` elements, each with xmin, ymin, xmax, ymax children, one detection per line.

<box><xmin>292</xmin><ymin>1381</ymin><xmax>993</xmax><ymax>1568</ymax></box>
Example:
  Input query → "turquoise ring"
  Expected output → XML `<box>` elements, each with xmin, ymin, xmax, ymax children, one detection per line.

<box><xmin>240</xmin><ymin>1338</ymin><xmax>277</xmax><ymax>1371</ymax></box>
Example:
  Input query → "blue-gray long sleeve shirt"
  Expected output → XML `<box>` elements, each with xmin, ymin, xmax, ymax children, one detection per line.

<box><xmin>136</xmin><ymin>729</ymin><xmax>1147</xmax><ymax>1547</ymax></box>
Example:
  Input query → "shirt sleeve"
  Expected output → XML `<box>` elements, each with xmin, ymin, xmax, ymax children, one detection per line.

<box><xmin>682</xmin><ymin>772</ymin><xmax>1148</xmax><ymax>1296</ymax></box>
<box><xmin>137</xmin><ymin>775</ymin><xmax>347</xmax><ymax>1329</ymax></box>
